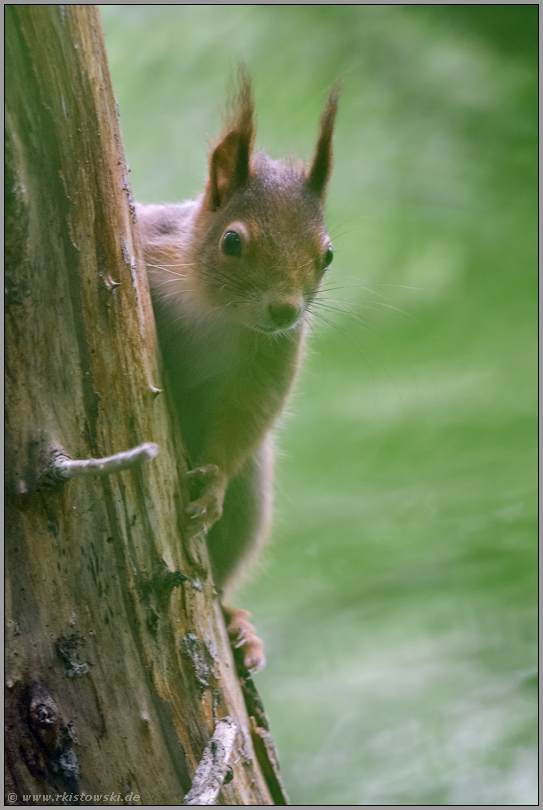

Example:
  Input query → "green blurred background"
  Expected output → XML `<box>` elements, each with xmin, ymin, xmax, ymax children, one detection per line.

<box><xmin>100</xmin><ymin>6</ymin><xmax>537</xmax><ymax>805</ymax></box>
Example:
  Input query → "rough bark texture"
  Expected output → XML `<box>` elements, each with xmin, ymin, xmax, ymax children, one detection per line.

<box><xmin>5</xmin><ymin>5</ymin><xmax>287</xmax><ymax>806</ymax></box>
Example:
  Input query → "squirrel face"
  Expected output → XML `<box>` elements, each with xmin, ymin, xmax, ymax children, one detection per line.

<box><xmin>193</xmin><ymin>154</ymin><xmax>334</xmax><ymax>335</ymax></box>
<box><xmin>190</xmin><ymin>69</ymin><xmax>339</xmax><ymax>336</ymax></box>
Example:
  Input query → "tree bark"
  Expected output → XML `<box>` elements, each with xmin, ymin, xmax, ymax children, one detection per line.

<box><xmin>5</xmin><ymin>5</ymin><xmax>288</xmax><ymax>806</ymax></box>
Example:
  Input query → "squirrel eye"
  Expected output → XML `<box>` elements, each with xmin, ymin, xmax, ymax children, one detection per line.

<box><xmin>323</xmin><ymin>245</ymin><xmax>333</xmax><ymax>270</ymax></box>
<box><xmin>222</xmin><ymin>230</ymin><xmax>242</xmax><ymax>258</ymax></box>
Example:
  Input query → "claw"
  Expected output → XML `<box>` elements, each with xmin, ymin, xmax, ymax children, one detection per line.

<box><xmin>245</xmin><ymin>652</ymin><xmax>266</xmax><ymax>674</ymax></box>
<box><xmin>186</xmin><ymin>502</ymin><xmax>206</xmax><ymax>519</ymax></box>
<box><xmin>224</xmin><ymin>607</ymin><xmax>266</xmax><ymax>673</ymax></box>
<box><xmin>233</xmin><ymin>632</ymin><xmax>248</xmax><ymax>649</ymax></box>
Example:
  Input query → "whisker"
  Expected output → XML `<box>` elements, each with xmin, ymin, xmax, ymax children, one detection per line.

<box><xmin>156</xmin><ymin>289</ymin><xmax>196</xmax><ymax>302</ymax></box>
<box><xmin>364</xmin><ymin>299</ymin><xmax>422</xmax><ymax>324</ymax></box>
<box><xmin>318</xmin><ymin>283</ymin><xmax>387</xmax><ymax>300</ymax></box>
<box><xmin>327</xmin><ymin>216</ymin><xmax>368</xmax><ymax>237</ymax></box>
<box><xmin>373</xmin><ymin>284</ymin><xmax>427</xmax><ymax>291</ymax></box>
<box><xmin>307</xmin><ymin>302</ymin><xmax>384</xmax><ymax>339</ymax></box>
<box><xmin>328</xmin><ymin>227</ymin><xmax>360</xmax><ymax>241</ymax></box>
<box><xmin>146</xmin><ymin>267</ymin><xmax>190</xmax><ymax>280</ymax></box>
<box><xmin>307</xmin><ymin>304</ymin><xmax>406</xmax><ymax>408</ymax></box>
<box><xmin>145</xmin><ymin>261</ymin><xmax>197</xmax><ymax>270</ymax></box>
<box><xmin>306</xmin><ymin>309</ymin><xmax>378</xmax><ymax>374</ymax></box>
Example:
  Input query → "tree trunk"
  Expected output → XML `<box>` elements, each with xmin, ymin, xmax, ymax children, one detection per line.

<box><xmin>4</xmin><ymin>5</ymin><xmax>288</xmax><ymax>806</ymax></box>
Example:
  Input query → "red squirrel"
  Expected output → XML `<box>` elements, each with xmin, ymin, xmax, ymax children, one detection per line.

<box><xmin>136</xmin><ymin>69</ymin><xmax>338</xmax><ymax>672</ymax></box>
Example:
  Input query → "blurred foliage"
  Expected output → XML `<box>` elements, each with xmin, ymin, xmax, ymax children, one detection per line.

<box><xmin>101</xmin><ymin>5</ymin><xmax>537</xmax><ymax>804</ymax></box>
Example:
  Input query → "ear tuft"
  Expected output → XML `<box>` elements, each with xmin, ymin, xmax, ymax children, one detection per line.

<box><xmin>205</xmin><ymin>65</ymin><xmax>256</xmax><ymax>211</ymax></box>
<box><xmin>306</xmin><ymin>80</ymin><xmax>341</xmax><ymax>199</ymax></box>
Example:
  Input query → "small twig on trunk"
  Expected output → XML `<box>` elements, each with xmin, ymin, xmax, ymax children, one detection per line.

<box><xmin>183</xmin><ymin>716</ymin><xmax>237</xmax><ymax>806</ymax></box>
<box><xmin>39</xmin><ymin>442</ymin><xmax>159</xmax><ymax>487</ymax></box>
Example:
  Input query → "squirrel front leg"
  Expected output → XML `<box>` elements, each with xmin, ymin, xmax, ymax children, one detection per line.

<box><xmin>184</xmin><ymin>463</ymin><xmax>227</xmax><ymax>533</ymax></box>
<box><xmin>182</xmin><ymin>422</ymin><xmax>240</xmax><ymax>536</ymax></box>
<box><xmin>182</xmin><ymin>401</ymin><xmax>245</xmax><ymax>536</ymax></box>
<box><xmin>183</xmin><ymin>363</ymin><xmax>287</xmax><ymax>535</ymax></box>
<box><xmin>183</xmin><ymin>432</ymin><xmax>254</xmax><ymax>537</ymax></box>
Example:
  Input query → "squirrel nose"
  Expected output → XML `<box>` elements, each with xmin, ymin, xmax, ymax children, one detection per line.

<box><xmin>267</xmin><ymin>302</ymin><xmax>301</xmax><ymax>329</ymax></box>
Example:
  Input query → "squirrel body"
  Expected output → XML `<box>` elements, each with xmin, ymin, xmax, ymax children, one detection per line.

<box><xmin>137</xmin><ymin>72</ymin><xmax>338</xmax><ymax>670</ymax></box>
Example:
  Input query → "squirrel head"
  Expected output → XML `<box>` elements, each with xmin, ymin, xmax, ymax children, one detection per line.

<box><xmin>192</xmin><ymin>68</ymin><xmax>340</xmax><ymax>336</ymax></box>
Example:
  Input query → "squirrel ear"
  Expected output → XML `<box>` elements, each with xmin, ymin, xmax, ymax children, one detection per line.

<box><xmin>306</xmin><ymin>82</ymin><xmax>340</xmax><ymax>199</ymax></box>
<box><xmin>205</xmin><ymin>67</ymin><xmax>255</xmax><ymax>211</ymax></box>
<box><xmin>207</xmin><ymin>130</ymin><xmax>252</xmax><ymax>211</ymax></box>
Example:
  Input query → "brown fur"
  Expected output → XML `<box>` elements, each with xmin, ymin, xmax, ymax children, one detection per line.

<box><xmin>137</xmin><ymin>72</ymin><xmax>338</xmax><ymax>671</ymax></box>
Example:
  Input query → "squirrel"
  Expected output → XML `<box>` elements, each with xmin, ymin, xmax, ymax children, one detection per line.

<box><xmin>136</xmin><ymin>68</ymin><xmax>339</xmax><ymax>672</ymax></box>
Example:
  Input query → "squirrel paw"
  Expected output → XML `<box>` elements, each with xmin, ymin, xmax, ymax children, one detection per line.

<box><xmin>224</xmin><ymin>607</ymin><xmax>266</xmax><ymax>674</ymax></box>
<box><xmin>185</xmin><ymin>464</ymin><xmax>225</xmax><ymax>533</ymax></box>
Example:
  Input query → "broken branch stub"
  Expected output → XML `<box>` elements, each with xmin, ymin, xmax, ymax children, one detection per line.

<box><xmin>39</xmin><ymin>442</ymin><xmax>159</xmax><ymax>488</ymax></box>
<box><xmin>183</xmin><ymin>717</ymin><xmax>238</xmax><ymax>806</ymax></box>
